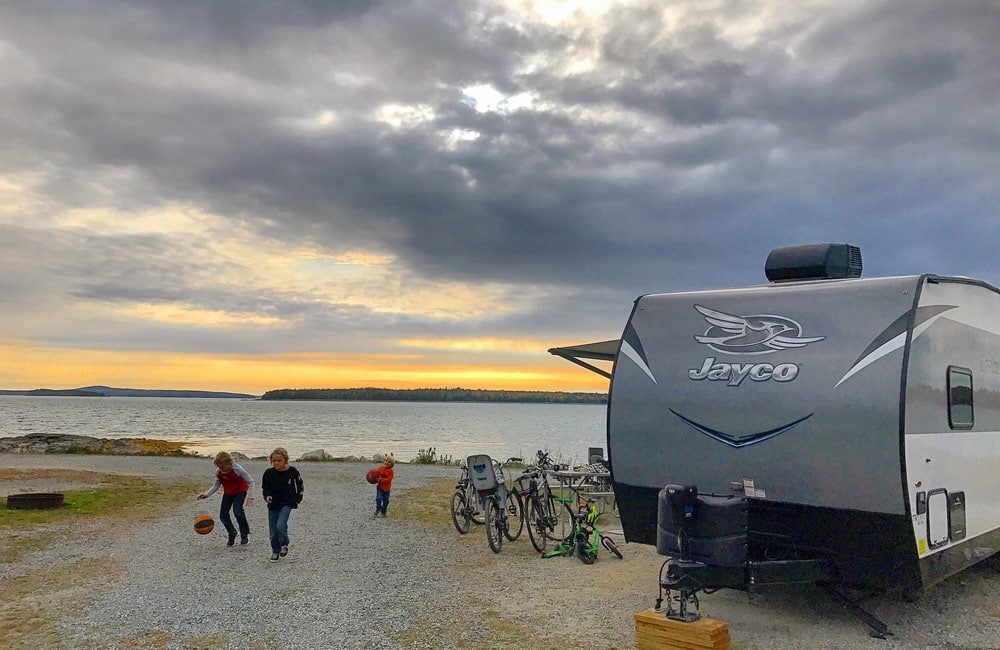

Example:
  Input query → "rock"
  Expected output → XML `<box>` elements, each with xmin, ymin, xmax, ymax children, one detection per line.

<box><xmin>331</xmin><ymin>455</ymin><xmax>367</xmax><ymax>463</ymax></box>
<box><xmin>230</xmin><ymin>452</ymin><xmax>250</xmax><ymax>460</ymax></box>
<box><xmin>0</xmin><ymin>433</ymin><xmax>105</xmax><ymax>454</ymax></box>
<box><xmin>0</xmin><ymin>433</ymin><xmax>196</xmax><ymax>457</ymax></box>
<box><xmin>298</xmin><ymin>449</ymin><xmax>332</xmax><ymax>461</ymax></box>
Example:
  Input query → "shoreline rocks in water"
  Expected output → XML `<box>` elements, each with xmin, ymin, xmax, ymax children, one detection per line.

<box><xmin>0</xmin><ymin>434</ymin><xmax>395</xmax><ymax>464</ymax></box>
<box><xmin>0</xmin><ymin>433</ymin><xmax>197</xmax><ymax>457</ymax></box>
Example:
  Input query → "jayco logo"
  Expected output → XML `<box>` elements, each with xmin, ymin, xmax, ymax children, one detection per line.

<box><xmin>689</xmin><ymin>304</ymin><xmax>824</xmax><ymax>386</ymax></box>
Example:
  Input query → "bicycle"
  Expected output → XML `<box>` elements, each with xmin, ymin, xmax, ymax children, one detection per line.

<box><xmin>450</xmin><ymin>464</ymin><xmax>486</xmax><ymax>534</ymax></box>
<box><xmin>476</xmin><ymin>456</ymin><xmax>525</xmax><ymax>553</ymax></box>
<box><xmin>542</xmin><ymin>496</ymin><xmax>623</xmax><ymax>564</ymax></box>
<box><xmin>514</xmin><ymin>450</ymin><xmax>574</xmax><ymax>553</ymax></box>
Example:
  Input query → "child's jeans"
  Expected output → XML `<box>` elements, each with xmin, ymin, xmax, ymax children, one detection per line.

<box><xmin>220</xmin><ymin>491</ymin><xmax>250</xmax><ymax>536</ymax></box>
<box><xmin>268</xmin><ymin>506</ymin><xmax>292</xmax><ymax>553</ymax></box>
<box><xmin>376</xmin><ymin>488</ymin><xmax>390</xmax><ymax>514</ymax></box>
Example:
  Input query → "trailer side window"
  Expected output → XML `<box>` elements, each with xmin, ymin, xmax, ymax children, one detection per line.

<box><xmin>947</xmin><ymin>366</ymin><xmax>973</xmax><ymax>429</ymax></box>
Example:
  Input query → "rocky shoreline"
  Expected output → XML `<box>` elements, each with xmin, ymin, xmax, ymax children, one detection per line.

<box><xmin>0</xmin><ymin>433</ymin><xmax>195</xmax><ymax>456</ymax></box>
<box><xmin>0</xmin><ymin>433</ymin><xmax>391</xmax><ymax>464</ymax></box>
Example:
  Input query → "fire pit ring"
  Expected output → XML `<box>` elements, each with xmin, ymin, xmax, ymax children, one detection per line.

<box><xmin>5</xmin><ymin>492</ymin><xmax>65</xmax><ymax>510</ymax></box>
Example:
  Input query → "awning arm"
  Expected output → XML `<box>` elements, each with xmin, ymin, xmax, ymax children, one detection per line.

<box><xmin>548</xmin><ymin>339</ymin><xmax>619</xmax><ymax>380</ymax></box>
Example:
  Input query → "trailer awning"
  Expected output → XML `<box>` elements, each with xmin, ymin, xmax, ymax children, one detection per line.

<box><xmin>548</xmin><ymin>339</ymin><xmax>619</xmax><ymax>379</ymax></box>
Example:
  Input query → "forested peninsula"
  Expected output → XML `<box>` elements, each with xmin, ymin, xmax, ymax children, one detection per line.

<box><xmin>260</xmin><ymin>387</ymin><xmax>607</xmax><ymax>404</ymax></box>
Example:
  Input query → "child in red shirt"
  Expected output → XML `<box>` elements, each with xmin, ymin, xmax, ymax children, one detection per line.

<box><xmin>197</xmin><ymin>451</ymin><xmax>255</xmax><ymax>546</ymax></box>
<box><xmin>373</xmin><ymin>453</ymin><xmax>395</xmax><ymax>517</ymax></box>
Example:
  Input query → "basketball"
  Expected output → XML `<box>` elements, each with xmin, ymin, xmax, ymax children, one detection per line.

<box><xmin>194</xmin><ymin>514</ymin><xmax>214</xmax><ymax>535</ymax></box>
<box><xmin>366</xmin><ymin>468</ymin><xmax>380</xmax><ymax>484</ymax></box>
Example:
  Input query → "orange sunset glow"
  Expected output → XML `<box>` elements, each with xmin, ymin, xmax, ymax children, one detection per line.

<box><xmin>0</xmin><ymin>341</ymin><xmax>611</xmax><ymax>395</ymax></box>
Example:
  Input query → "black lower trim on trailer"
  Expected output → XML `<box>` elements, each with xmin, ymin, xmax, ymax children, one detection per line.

<box><xmin>749</xmin><ymin>500</ymin><xmax>919</xmax><ymax>591</ymax></box>
<box><xmin>617</xmin><ymin>482</ymin><xmax>921</xmax><ymax>591</ymax></box>
<box><xmin>615</xmin><ymin>482</ymin><xmax>661</xmax><ymax>544</ymax></box>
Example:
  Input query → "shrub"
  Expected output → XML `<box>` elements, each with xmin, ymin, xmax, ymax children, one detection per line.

<box><xmin>412</xmin><ymin>447</ymin><xmax>455</xmax><ymax>466</ymax></box>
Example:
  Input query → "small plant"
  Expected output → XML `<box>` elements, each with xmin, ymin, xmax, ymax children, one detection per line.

<box><xmin>412</xmin><ymin>447</ymin><xmax>454</xmax><ymax>465</ymax></box>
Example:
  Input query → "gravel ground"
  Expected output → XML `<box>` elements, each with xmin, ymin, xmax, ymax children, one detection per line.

<box><xmin>2</xmin><ymin>454</ymin><xmax>999</xmax><ymax>649</ymax></box>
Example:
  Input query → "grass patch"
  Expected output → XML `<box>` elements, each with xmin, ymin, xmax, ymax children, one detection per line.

<box><xmin>393</xmin><ymin>476</ymin><xmax>458</xmax><ymax>531</ymax></box>
<box><xmin>0</xmin><ymin>469</ymin><xmax>203</xmax><ymax>646</ymax></box>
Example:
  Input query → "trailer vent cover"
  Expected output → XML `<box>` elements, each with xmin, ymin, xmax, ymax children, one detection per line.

<box><xmin>765</xmin><ymin>243</ymin><xmax>862</xmax><ymax>282</ymax></box>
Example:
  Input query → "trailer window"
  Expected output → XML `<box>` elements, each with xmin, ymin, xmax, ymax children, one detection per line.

<box><xmin>947</xmin><ymin>367</ymin><xmax>973</xmax><ymax>429</ymax></box>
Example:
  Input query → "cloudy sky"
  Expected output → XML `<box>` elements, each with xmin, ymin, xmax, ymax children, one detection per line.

<box><xmin>1</xmin><ymin>0</ymin><xmax>998</xmax><ymax>395</ymax></box>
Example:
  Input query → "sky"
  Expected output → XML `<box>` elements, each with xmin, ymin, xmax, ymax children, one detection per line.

<box><xmin>1</xmin><ymin>0</ymin><xmax>998</xmax><ymax>395</ymax></box>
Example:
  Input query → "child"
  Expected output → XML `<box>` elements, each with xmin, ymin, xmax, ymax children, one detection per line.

<box><xmin>261</xmin><ymin>447</ymin><xmax>304</xmax><ymax>562</ymax></box>
<box><xmin>196</xmin><ymin>451</ymin><xmax>255</xmax><ymax>546</ymax></box>
<box><xmin>373</xmin><ymin>453</ymin><xmax>395</xmax><ymax>517</ymax></box>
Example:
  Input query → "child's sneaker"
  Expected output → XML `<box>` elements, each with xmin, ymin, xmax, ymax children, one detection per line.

<box><xmin>240</xmin><ymin>534</ymin><xmax>249</xmax><ymax>545</ymax></box>
<box><xmin>227</xmin><ymin>532</ymin><xmax>237</xmax><ymax>547</ymax></box>
<box><xmin>269</xmin><ymin>553</ymin><xmax>280</xmax><ymax>562</ymax></box>
<box><xmin>279</xmin><ymin>544</ymin><xmax>288</xmax><ymax>556</ymax></box>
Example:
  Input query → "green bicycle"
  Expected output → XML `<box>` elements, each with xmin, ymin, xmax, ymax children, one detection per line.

<box><xmin>542</xmin><ymin>496</ymin><xmax>623</xmax><ymax>563</ymax></box>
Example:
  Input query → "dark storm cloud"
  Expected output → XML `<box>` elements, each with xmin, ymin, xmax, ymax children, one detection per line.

<box><xmin>2</xmin><ymin>0</ymin><xmax>999</xmax><ymax>351</ymax></box>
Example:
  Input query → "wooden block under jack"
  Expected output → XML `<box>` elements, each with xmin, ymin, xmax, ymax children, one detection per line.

<box><xmin>634</xmin><ymin>608</ymin><xmax>730</xmax><ymax>650</ymax></box>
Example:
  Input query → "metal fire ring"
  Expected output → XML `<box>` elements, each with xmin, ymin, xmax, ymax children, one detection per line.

<box><xmin>5</xmin><ymin>492</ymin><xmax>65</xmax><ymax>510</ymax></box>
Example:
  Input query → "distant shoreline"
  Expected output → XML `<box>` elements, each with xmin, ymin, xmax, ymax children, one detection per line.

<box><xmin>260</xmin><ymin>387</ymin><xmax>608</xmax><ymax>404</ymax></box>
<box><xmin>0</xmin><ymin>385</ymin><xmax>609</xmax><ymax>405</ymax></box>
<box><xmin>0</xmin><ymin>385</ymin><xmax>256</xmax><ymax>399</ymax></box>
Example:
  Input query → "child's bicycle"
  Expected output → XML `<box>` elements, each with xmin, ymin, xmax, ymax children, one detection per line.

<box><xmin>542</xmin><ymin>496</ymin><xmax>623</xmax><ymax>564</ymax></box>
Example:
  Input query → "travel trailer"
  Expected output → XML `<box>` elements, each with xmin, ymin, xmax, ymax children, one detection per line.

<box><xmin>551</xmin><ymin>243</ymin><xmax>1000</xmax><ymax>619</ymax></box>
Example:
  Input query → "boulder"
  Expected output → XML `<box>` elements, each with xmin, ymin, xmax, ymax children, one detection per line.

<box><xmin>0</xmin><ymin>433</ymin><xmax>106</xmax><ymax>454</ymax></box>
<box><xmin>298</xmin><ymin>449</ymin><xmax>332</xmax><ymax>462</ymax></box>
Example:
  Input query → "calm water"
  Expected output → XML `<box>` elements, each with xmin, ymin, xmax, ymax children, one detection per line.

<box><xmin>0</xmin><ymin>396</ymin><xmax>608</xmax><ymax>464</ymax></box>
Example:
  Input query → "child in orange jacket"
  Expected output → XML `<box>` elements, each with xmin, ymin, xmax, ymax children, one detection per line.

<box><xmin>373</xmin><ymin>453</ymin><xmax>395</xmax><ymax>517</ymax></box>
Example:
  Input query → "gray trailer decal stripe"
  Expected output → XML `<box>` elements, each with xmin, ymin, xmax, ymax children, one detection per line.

<box><xmin>668</xmin><ymin>408</ymin><xmax>813</xmax><ymax>448</ymax></box>
<box><xmin>835</xmin><ymin>305</ymin><xmax>956</xmax><ymax>387</ymax></box>
<box><xmin>621</xmin><ymin>323</ymin><xmax>656</xmax><ymax>384</ymax></box>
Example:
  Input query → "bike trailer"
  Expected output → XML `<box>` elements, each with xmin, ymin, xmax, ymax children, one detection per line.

<box><xmin>467</xmin><ymin>454</ymin><xmax>500</xmax><ymax>496</ymax></box>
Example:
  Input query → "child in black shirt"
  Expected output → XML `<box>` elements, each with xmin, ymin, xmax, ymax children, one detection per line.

<box><xmin>261</xmin><ymin>447</ymin><xmax>304</xmax><ymax>562</ymax></box>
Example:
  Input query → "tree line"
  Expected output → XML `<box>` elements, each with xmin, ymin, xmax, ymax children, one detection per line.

<box><xmin>260</xmin><ymin>387</ymin><xmax>608</xmax><ymax>404</ymax></box>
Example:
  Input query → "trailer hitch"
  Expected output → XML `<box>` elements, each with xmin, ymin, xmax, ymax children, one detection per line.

<box><xmin>657</xmin><ymin>559</ymin><xmax>704</xmax><ymax>621</ymax></box>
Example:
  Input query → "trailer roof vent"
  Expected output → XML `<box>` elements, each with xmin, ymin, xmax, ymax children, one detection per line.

<box><xmin>765</xmin><ymin>243</ymin><xmax>862</xmax><ymax>282</ymax></box>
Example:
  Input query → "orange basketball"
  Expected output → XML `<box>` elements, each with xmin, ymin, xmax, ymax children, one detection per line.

<box><xmin>366</xmin><ymin>468</ymin><xmax>380</xmax><ymax>484</ymax></box>
<box><xmin>194</xmin><ymin>514</ymin><xmax>215</xmax><ymax>535</ymax></box>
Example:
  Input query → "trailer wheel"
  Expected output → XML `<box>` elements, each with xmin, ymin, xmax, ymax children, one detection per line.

<box><xmin>987</xmin><ymin>553</ymin><xmax>1000</xmax><ymax>573</ymax></box>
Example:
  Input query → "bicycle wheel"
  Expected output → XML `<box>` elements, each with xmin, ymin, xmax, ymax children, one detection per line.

<box><xmin>469</xmin><ymin>488</ymin><xmax>485</xmax><ymax>525</ymax></box>
<box><xmin>485</xmin><ymin>496</ymin><xmax>503</xmax><ymax>553</ymax></box>
<box><xmin>526</xmin><ymin>495</ymin><xmax>547</xmax><ymax>553</ymax></box>
<box><xmin>575</xmin><ymin>530</ymin><xmax>596</xmax><ymax>564</ymax></box>
<box><xmin>601</xmin><ymin>534</ymin><xmax>623</xmax><ymax>559</ymax></box>
<box><xmin>450</xmin><ymin>491</ymin><xmax>470</xmax><ymax>534</ymax></box>
<box><xmin>503</xmin><ymin>491</ymin><xmax>524</xmax><ymax>541</ymax></box>
<box><xmin>545</xmin><ymin>496</ymin><xmax>576</xmax><ymax>542</ymax></box>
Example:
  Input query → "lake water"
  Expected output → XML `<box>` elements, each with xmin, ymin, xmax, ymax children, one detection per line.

<box><xmin>0</xmin><ymin>396</ymin><xmax>608</xmax><ymax>465</ymax></box>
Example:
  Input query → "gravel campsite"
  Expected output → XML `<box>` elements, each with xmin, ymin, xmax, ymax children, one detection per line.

<box><xmin>1</xmin><ymin>454</ymin><xmax>998</xmax><ymax>649</ymax></box>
